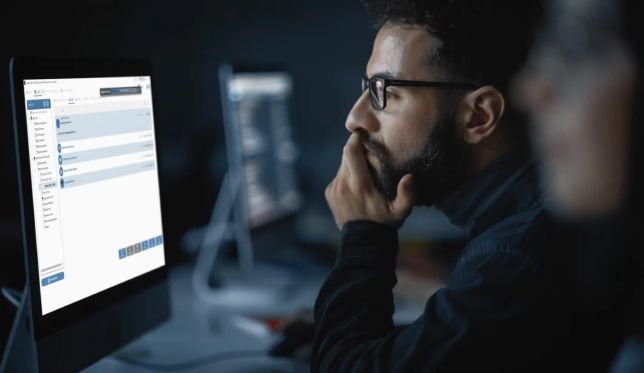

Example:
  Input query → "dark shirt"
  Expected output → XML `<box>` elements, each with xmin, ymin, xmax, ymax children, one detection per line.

<box><xmin>311</xmin><ymin>151</ymin><xmax>588</xmax><ymax>372</ymax></box>
<box><xmin>608</xmin><ymin>241</ymin><xmax>644</xmax><ymax>373</ymax></box>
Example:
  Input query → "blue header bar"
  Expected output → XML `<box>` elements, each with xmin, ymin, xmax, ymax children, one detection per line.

<box><xmin>27</xmin><ymin>99</ymin><xmax>51</xmax><ymax>110</ymax></box>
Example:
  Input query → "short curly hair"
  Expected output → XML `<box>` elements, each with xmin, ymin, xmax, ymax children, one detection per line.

<box><xmin>363</xmin><ymin>0</ymin><xmax>543</xmax><ymax>94</ymax></box>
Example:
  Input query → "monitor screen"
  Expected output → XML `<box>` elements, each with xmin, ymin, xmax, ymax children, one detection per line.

<box><xmin>22</xmin><ymin>76</ymin><xmax>165</xmax><ymax>315</ymax></box>
<box><xmin>226</xmin><ymin>71</ymin><xmax>302</xmax><ymax>229</ymax></box>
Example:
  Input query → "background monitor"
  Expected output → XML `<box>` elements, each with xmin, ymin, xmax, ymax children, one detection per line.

<box><xmin>220</xmin><ymin>64</ymin><xmax>302</xmax><ymax>230</ymax></box>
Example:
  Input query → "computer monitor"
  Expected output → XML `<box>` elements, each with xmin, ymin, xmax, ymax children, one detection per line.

<box><xmin>219</xmin><ymin>64</ymin><xmax>302</xmax><ymax>231</ymax></box>
<box><xmin>2</xmin><ymin>57</ymin><xmax>170</xmax><ymax>373</ymax></box>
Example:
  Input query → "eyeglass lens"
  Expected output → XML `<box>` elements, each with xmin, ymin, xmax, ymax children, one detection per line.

<box><xmin>370</xmin><ymin>79</ymin><xmax>385</xmax><ymax>110</ymax></box>
<box><xmin>361</xmin><ymin>77</ymin><xmax>385</xmax><ymax>110</ymax></box>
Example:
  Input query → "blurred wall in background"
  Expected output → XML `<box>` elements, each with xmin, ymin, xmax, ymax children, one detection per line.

<box><xmin>0</xmin><ymin>0</ymin><xmax>375</xmax><ymax>260</ymax></box>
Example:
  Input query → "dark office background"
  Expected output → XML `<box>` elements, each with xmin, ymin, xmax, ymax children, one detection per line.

<box><xmin>1</xmin><ymin>0</ymin><xmax>466</xmax><ymax>356</ymax></box>
<box><xmin>0</xmin><ymin>0</ymin><xmax>376</xmax><ymax>352</ymax></box>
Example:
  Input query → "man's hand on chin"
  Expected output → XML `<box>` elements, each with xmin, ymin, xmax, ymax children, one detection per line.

<box><xmin>325</xmin><ymin>132</ymin><xmax>418</xmax><ymax>230</ymax></box>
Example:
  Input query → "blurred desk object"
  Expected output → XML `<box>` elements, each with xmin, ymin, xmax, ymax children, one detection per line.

<box><xmin>83</xmin><ymin>265</ymin><xmax>312</xmax><ymax>373</ymax></box>
<box><xmin>393</xmin><ymin>254</ymin><xmax>450</xmax><ymax>324</ymax></box>
<box><xmin>295</xmin><ymin>205</ymin><xmax>467</xmax><ymax>245</ymax></box>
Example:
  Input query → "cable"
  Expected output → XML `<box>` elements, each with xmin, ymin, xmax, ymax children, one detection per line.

<box><xmin>1</xmin><ymin>287</ymin><xmax>21</xmax><ymax>308</ymax></box>
<box><xmin>112</xmin><ymin>349</ymin><xmax>269</xmax><ymax>372</ymax></box>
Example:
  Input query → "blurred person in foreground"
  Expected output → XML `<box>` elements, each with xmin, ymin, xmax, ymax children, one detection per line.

<box><xmin>308</xmin><ymin>0</ymin><xmax>598</xmax><ymax>371</ymax></box>
<box><xmin>516</xmin><ymin>0</ymin><xmax>644</xmax><ymax>371</ymax></box>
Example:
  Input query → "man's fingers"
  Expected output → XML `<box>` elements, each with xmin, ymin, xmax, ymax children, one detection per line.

<box><xmin>342</xmin><ymin>132</ymin><xmax>370</xmax><ymax>179</ymax></box>
<box><xmin>325</xmin><ymin>177</ymin><xmax>337</xmax><ymax>201</ymax></box>
<box><xmin>392</xmin><ymin>174</ymin><xmax>417</xmax><ymax>217</ymax></box>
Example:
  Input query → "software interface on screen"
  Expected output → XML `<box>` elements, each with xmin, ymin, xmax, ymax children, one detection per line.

<box><xmin>227</xmin><ymin>72</ymin><xmax>301</xmax><ymax>228</ymax></box>
<box><xmin>22</xmin><ymin>76</ymin><xmax>165</xmax><ymax>315</ymax></box>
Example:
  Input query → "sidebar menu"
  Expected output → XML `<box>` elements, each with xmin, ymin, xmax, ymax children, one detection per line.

<box><xmin>26</xmin><ymin>99</ymin><xmax>65</xmax><ymax>277</ymax></box>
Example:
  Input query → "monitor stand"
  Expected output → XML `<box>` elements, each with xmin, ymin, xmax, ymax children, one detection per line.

<box><xmin>192</xmin><ymin>171</ymin><xmax>299</xmax><ymax>317</ymax></box>
<box><xmin>1</xmin><ymin>284</ymin><xmax>38</xmax><ymax>373</ymax></box>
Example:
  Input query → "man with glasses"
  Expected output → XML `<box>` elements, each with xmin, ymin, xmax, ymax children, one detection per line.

<box><xmin>312</xmin><ymin>0</ymin><xmax>575</xmax><ymax>372</ymax></box>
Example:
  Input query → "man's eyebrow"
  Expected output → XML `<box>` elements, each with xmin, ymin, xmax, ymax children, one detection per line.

<box><xmin>367</xmin><ymin>71</ymin><xmax>397</xmax><ymax>80</ymax></box>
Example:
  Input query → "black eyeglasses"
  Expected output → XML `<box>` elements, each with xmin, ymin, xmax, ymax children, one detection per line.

<box><xmin>361</xmin><ymin>75</ymin><xmax>481</xmax><ymax>111</ymax></box>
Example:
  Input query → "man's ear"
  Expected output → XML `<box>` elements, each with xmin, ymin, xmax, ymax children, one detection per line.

<box><xmin>459</xmin><ymin>86</ymin><xmax>505</xmax><ymax>145</ymax></box>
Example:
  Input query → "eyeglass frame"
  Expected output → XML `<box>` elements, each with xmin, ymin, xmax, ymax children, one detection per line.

<box><xmin>361</xmin><ymin>75</ymin><xmax>481</xmax><ymax>111</ymax></box>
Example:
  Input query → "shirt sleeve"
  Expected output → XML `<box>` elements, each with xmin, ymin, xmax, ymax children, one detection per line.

<box><xmin>311</xmin><ymin>220</ymin><xmax>561</xmax><ymax>373</ymax></box>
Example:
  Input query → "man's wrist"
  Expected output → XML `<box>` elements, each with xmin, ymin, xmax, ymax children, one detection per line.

<box><xmin>337</xmin><ymin>220</ymin><xmax>399</xmax><ymax>263</ymax></box>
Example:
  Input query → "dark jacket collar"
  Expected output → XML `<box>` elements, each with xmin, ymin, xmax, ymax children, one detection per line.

<box><xmin>436</xmin><ymin>149</ymin><xmax>542</xmax><ymax>237</ymax></box>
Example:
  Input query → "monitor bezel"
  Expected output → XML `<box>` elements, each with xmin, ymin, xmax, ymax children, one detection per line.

<box><xmin>9</xmin><ymin>56</ymin><xmax>168</xmax><ymax>341</ymax></box>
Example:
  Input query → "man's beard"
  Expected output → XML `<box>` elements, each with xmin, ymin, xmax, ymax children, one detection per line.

<box><xmin>360</xmin><ymin>105</ymin><xmax>464</xmax><ymax>207</ymax></box>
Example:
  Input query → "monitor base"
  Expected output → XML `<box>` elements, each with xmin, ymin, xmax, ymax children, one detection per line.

<box><xmin>196</xmin><ymin>262</ymin><xmax>302</xmax><ymax>317</ymax></box>
<box><xmin>0</xmin><ymin>284</ymin><xmax>37</xmax><ymax>373</ymax></box>
<box><xmin>192</xmin><ymin>171</ymin><xmax>314</xmax><ymax>317</ymax></box>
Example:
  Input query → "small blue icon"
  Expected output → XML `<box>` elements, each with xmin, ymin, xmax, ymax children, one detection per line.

<box><xmin>56</xmin><ymin>119</ymin><xmax>60</xmax><ymax>129</ymax></box>
<box><xmin>57</xmin><ymin>144</ymin><xmax>61</xmax><ymax>153</ymax></box>
<box><xmin>156</xmin><ymin>235</ymin><xmax>163</xmax><ymax>245</ymax></box>
<box><xmin>59</xmin><ymin>167</ymin><xmax>63</xmax><ymax>177</ymax></box>
<box><xmin>142</xmin><ymin>240</ymin><xmax>149</xmax><ymax>250</ymax></box>
<box><xmin>149</xmin><ymin>238</ymin><xmax>156</xmax><ymax>248</ymax></box>
<box><xmin>119</xmin><ymin>248</ymin><xmax>126</xmax><ymax>259</ymax></box>
<box><xmin>60</xmin><ymin>179</ymin><xmax>64</xmax><ymax>188</ymax></box>
<box><xmin>58</xmin><ymin>155</ymin><xmax>62</xmax><ymax>165</ymax></box>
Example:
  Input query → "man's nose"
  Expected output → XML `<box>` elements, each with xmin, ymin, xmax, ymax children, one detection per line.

<box><xmin>345</xmin><ymin>90</ymin><xmax>380</xmax><ymax>133</ymax></box>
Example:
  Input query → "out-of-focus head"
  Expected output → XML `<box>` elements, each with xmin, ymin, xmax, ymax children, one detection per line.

<box><xmin>517</xmin><ymin>0</ymin><xmax>639</xmax><ymax>218</ymax></box>
<box><xmin>352</xmin><ymin>0</ymin><xmax>541</xmax><ymax>206</ymax></box>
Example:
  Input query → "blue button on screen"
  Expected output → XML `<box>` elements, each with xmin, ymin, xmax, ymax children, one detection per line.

<box><xmin>156</xmin><ymin>235</ymin><xmax>163</xmax><ymax>245</ymax></box>
<box><xmin>42</xmin><ymin>272</ymin><xmax>65</xmax><ymax>287</ymax></box>
<box><xmin>142</xmin><ymin>240</ymin><xmax>149</xmax><ymax>250</ymax></box>
<box><xmin>149</xmin><ymin>238</ymin><xmax>156</xmax><ymax>248</ymax></box>
<box><xmin>119</xmin><ymin>248</ymin><xmax>126</xmax><ymax>259</ymax></box>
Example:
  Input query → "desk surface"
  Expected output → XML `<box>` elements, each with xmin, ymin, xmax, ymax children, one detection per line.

<box><xmin>82</xmin><ymin>261</ymin><xmax>427</xmax><ymax>373</ymax></box>
<box><xmin>83</xmin><ymin>264</ymin><xmax>312</xmax><ymax>373</ymax></box>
